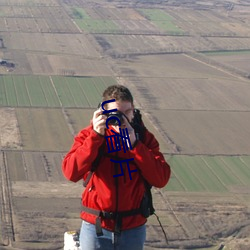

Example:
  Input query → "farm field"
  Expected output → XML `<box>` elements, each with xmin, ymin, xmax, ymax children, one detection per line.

<box><xmin>71</xmin><ymin>7</ymin><xmax>146</xmax><ymax>20</ymax></box>
<box><xmin>0</xmin><ymin>108</ymin><xmax>21</xmax><ymax>149</ymax></box>
<box><xmin>16</xmin><ymin>108</ymin><xmax>73</xmax><ymax>151</ymax></box>
<box><xmin>4</xmin><ymin>33</ymin><xmax>100</xmax><ymax>57</ymax></box>
<box><xmin>2</xmin><ymin>31</ymin><xmax>112</xmax><ymax>75</ymax></box>
<box><xmin>94</xmin><ymin>33</ymin><xmax>250</xmax><ymax>56</ymax></box>
<box><xmin>0</xmin><ymin>3</ymin><xmax>79</xmax><ymax>33</ymax></box>
<box><xmin>111</xmin><ymin>53</ymin><xmax>250</xmax><ymax>111</ymax></box>
<box><xmin>68</xmin><ymin>7</ymin><xmax>163</xmax><ymax>34</ymax></box>
<box><xmin>1</xmin><ymin>0</ymin><xmax>250</xmax><ymax>249</ymax></box>
<box><xmin>70</xmin><ymin>7</ymin><xmax>119</xmax><ymax>33</ymax></box>
<box><xmin>203</xmin><ymin>50</ymin><xmax>250</xmax><ymax>73</ymax></box>
<box><xmin>5</xmin><ymin>151</ymin><xmax>65</xmax><ymax>182</ymax></box>
<box><xmin>138</xmin><ymin>9</ymin><xmax>184</xmax><ymax>34</ymax></box>
<box><xmin>29</xmin><ymin>54</ymin><xmax>112</xmax><ymax>76</ymax></box>
<box><xmin>0</xmin><ymin>16</ymin><xmax>79</xmax><ymax>33</ymax></box>
<box><xmin>2</xmin><ymin>151</ymin><xmax>250</xmax><ymax>249</ymax></box>
<box><xmin>2</xmin><ymin>51</ymin><xmax>112</xmax><ymax>76</ymax></box>
<box><xmin>150</xmin><ymin>110</ymin><xmax>250</xmax><ymax>155</ymax></box>
<box><xmin>113</xmin><ymin>53</ymin><xmax>232</xmax><ymax>78</ymax></box>
<box><xmin>167</xmin><ymin>8</ymin><xmax>250</xmax><ymax>36</ymax></box>
<box><xmin>0</xmin><ymin>0</ymin><xmax>59</xmax><ymax>6</ymax></box>
<box><xmin>205</xmin><ymin>37</ymin><xmax>250</xmax><ymax>51</ymax></box>
<box><xmin>0</xmin><ymin>75</ymin><xmax>115</xmax><ymax>107</ymax></box>
<box><xmin>124</xmin><ymin>76</ymin><xmax>250</xmax><ymax>111</ymax></box>
<box><xmin>165</xmin><ymin>155</ymin><xmax>250</xmax><ymax>192</ymax></box>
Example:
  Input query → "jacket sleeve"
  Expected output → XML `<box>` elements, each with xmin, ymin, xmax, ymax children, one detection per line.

<box><xmin>130</xmin><ymin>128</ymin><xmax>171</xmax><ymax>188</ymax></box>
<box><xmin>62</xmin><ymin>127</ymin><xmax>105</xmax><ymax>182</ymax></box>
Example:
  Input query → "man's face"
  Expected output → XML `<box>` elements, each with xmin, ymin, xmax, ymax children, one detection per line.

<box><xmin>107</xmin><ymin>100</ymin><xmax>134</xmax><ymax>132</ymax></box>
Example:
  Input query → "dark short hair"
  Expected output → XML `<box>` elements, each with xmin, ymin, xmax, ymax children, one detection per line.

<box><xmin>102</xmin><ymin>85</ymin><xmax>133</xmax><ymax>104</ymax></box>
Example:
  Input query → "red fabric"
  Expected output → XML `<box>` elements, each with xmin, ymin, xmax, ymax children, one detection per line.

<box><xmin>62</xmin><ymin>125</ymin><xmax>171</xmax><ymax>231</ymax></box>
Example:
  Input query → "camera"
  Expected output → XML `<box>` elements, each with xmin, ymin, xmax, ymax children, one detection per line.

<box><xmin>104</xmin><ymin>111</ymin><xmax>124</xmax><ymax>126</ymax></box>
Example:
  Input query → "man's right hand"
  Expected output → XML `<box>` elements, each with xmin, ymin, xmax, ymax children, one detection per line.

<box><xmin>93</xmin><ymin>109</ymin><xmax>107</xmax><ymax>136</ymax></box>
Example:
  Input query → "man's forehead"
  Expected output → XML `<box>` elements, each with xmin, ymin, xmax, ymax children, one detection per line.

<box><xmin>108</xmin><ymin>101</ymin><xmax>133</xmax><ymax>109</ymax></box>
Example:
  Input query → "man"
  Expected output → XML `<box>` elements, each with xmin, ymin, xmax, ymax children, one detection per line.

<box><xmin>62</xmin><ymin>85</ymin><xmax>171</xmax><ymax>250</ymax></box>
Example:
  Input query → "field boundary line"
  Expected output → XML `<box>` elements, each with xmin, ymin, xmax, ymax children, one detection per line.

<box><xmin>3</xmin><ymin>75</ymin><xmax>18</xmax><ymax>107</ymax></box>
<box><xmin>220</xmin><ymin>157</ymin><xmax>245</xmax><ymax>186</ymax></box>
<box><xmin>22</xmin><ymin>76</ymin><xmax>32</xmax><ymax>106</ymax></box>
<box><xmin>12</xmin><ymin>76</ymin><xmax>18</xmax><ymax>106</ymax></box>
<box><xmin>0</xmin><ymin>151</ymin><xmax>15</xmax><ymax>245</ymax></box>
<box><xmin>1</xmin><ymin>149</ymin><xmax>67</xmax><ymax>154</ymax></box>
<box><xmin>200</xmin><ymin>156</ymin><xmax>228</xmax><ymax>191</ymax></box>
<box><xmin>45</xmin><ymin>76</ymin><xmax>76</xmax><ymax>135</ymax></box>
<box><xmin>75</xmin><ymin>77</ymin><xmax>91</xmax><ymax>107</ymax></box>
<box><xmin>158</xmin><ymin>190</ymin><xmax>190</xmax><ymax>239</ymax></box>
<box><xmin>92</xmin><ymin>77</ymin><xmax>104</xmax><ymax>100</ymax></box>
<box><xmin>143</xmin><ymin>111</ymin><xmax>180</xmax><ymax>154</ymax></box>
<box><xmin>70</xmin><ymin>19</ymin><xmax>83</xmax><ymax>33</ymax></box>
<box><xmin>170</xmin><ymin>165</ymin><xmax>187</xmax><ymax>192</ymax></box>
<box><xmin>49</xmin><ymin>76</ymin><xmax>62</xmax><ymax>107</ymax></box>
<box><xmin>148</xmin><ymin>108</ymin><xmax>250</xmax><ymax>112</ymax></box>
<box><xmin>184</xmin><ymin>53</ymin><xmax>250</xmax><ymax>82</ymax></box>
<box><xmin>3</xmin><ymin>150</ymin><xmax>248</xmax><ymax>157</ymax></box>
<box><xmin>239</xmin><ymin>156</ymin><xmax>250</xmax><ymax>171</ymax></box>
<box><xmin>20</xmin><ymin>151</ymin><xmax>28</xmax><ymax>180</ymax></box>
<box><xmin>57</xmin><ymin>1</ymin><xmax>83</xmax><ymax>33</ymax></box>
<box><xmin>4</xmin><ymin>47</ymin><xmax>103</xmax><ymax>58</ymax></box>
<box><xmin>91</xmin><ymin>77</ymin><xmax>103</xmax><ymax>97</ymax></box>
<box><xmin>0</xmin><ymin>76</ymin><xmax>8</xmax><ymax>106</ymax></box>
<box><xmin>37</xmin><ymin>76</ymin><xmax>49</xmax><ymax>107</ymax></box>
<box><xmin>63</xmin><ymin>77</ymin><xmax>78</xmax><ymax>107</ymax></box>
<box><xmin>183</xmin><ymin>158</ymin><xmax>208</xmax><ymax>192</ymax></box>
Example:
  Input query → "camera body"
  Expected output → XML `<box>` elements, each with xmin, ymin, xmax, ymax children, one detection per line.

<box><xmin>104</xmin><ymin>111</ymin><xmax>124</xmax><ymax>126</ymax></box>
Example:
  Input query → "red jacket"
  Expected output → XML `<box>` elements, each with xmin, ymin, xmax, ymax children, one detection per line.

<box><xmin>62</xmin><ymin>124</ymin><xmax>171</xmax><ymax>231</ymax></box>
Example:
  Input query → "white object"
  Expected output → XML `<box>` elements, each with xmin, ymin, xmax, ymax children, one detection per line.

<box><xmin>64</xmin><ymin>231</ymin><xmax>80</xmax><ymax>250</ymax></box>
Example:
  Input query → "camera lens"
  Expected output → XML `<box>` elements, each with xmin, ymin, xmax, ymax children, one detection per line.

<box><xmin>107</xmin><ymin>111</ymin><xmax>124</xmax><ymax>126</ymax></box>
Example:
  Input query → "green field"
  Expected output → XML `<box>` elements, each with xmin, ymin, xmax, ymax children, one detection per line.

<box><xmin>71</xmin><ymin>7</ymin><xmax>90</xmax><ymax>19</ymax></box>
<box><xmin>138</xmin><ymin>9</ymin><xmax>173</xmax><ymax>21</ymax></box>
<box><xmin>202</xmin><ymin>50</ymin><xmax>250</xmax><ymax>56</ymax></box>
<box><xmin>138</xmin><ymin>9</ymin><xmax>183</xmax><ymax>33</ymax></box>
<box><xmin>75</xmin><ymin>19</ymin><xmax>118</xmax><ymax>32</ymax></box>
<box><xmin>165</xmin><ymin>155</ymin><xmax>250</xmax><ymax>192</ymax></box>
<box><xmin>0</xmin><ymin>75</ymin><xmax>116</xmax><ymax>108</ymax></box>
<box><xmin>70</xmin><ymin>7</ymin><xmax>119</xmax><ymax>32</ymax></box>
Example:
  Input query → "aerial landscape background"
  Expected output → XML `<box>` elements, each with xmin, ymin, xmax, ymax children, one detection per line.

<box><xmin>1</xmin><ymin>0</ymin><xmax>250</xmax><ymax>249</ymax></box>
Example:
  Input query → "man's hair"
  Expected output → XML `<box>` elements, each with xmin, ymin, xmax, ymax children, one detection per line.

<box><xmin>102</xmin><ymin>85</ymin><xmax>133</xmax><ymax>104</ymax></box>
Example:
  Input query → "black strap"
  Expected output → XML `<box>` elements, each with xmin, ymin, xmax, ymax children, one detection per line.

<box><xmin>82</xmin><ymin>205</ymin><xmax>141</xmax><ymax>219</ymax></box>
<box><xmin>82</xmin><ymin>205</ymin><xmax>142</xmax><ymax>236</ymax></box>
<box><xmin>95</xmin><ymin>217</ymin><xmax>103</xmax><ymax>237</ymax></box>
<box><xmin>144</xmin><ymin>180</ymin><xmax>155</xmax><ymax>215</ymax></box>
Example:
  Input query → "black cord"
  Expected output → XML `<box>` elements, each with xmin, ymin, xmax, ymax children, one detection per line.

<box><xmin>153</xmin><ymin>212</ymin><xmax>169</xmax><ymax>244</ymax></box>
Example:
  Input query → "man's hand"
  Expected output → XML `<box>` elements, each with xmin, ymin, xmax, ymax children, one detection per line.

<box><xmin>93</xmin><ymin>109</ymin><xmax>107</xmax><ymax>136</ymax></box>
<box><xmin>122</xmin><ymin>115</ymin><xmax>137</xmax><ymax>147</ymax></box>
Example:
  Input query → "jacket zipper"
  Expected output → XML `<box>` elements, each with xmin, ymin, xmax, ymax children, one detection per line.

<box><xmin>114</xmin><ymin>152</ymin><xmax>119</xmax><ymax>248</ymax></box>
